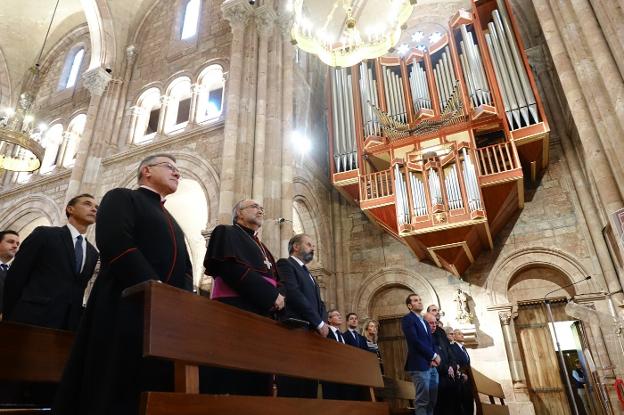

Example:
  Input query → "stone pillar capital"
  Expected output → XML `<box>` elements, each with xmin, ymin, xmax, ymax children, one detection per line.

<box><xmin>160</xmin><ymin>95</ymin><xmax>171</xmax><ymax>106</ymax></box>
<box><xmin>221</xmin><ymin>0</ymin><xmax>254</xmax><ymax>30</ymax></box>
<box><xmin>277</xmin><ymin>12</ymin><xmax>294</xmax><ymax>37</ymax></box>
<box><xmin>255</xmin><ymin>5</ymin><xmax>277</xmax><ymax>37</ymax></box>
<box><xmin>499</xmin><ymin>311</ymin><xmax>513</xmax><ymax>325</ymax></box>
<box><xmin>126</xmin><ymin>45</ymin><xmax>138</xmax><ymax>64</ymax></box>
<box><xmin>82</xmin><ymin>67</ymin><xmax>112</xmax><ymax>97</ymax></box>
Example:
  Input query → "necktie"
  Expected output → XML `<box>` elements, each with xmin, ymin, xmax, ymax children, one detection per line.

<box><xmin>462</xmin><ymin>345</ymin><xmax>470</xmax><ymax>363</ymax></box>
<box><xmin>0</xmin><ymin>264</ymin><xmax>8</xmax><ymax>271</ymax></box>
<box><xmin>336</xmin><ymin>330</ymin><xmax>345</xmax><ymax>343</ymax></box>
<box><xmin>302</xmin><ymin>265</ymin><xmax>316</xmax><ymax>286</ymax></box>
<box><xmin>75</xmin><ymin>235</ymin><xmax>83</xmax><ymax>274</ymax></box>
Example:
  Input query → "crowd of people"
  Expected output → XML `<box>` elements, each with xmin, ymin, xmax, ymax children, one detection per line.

<box><xmin>0</xmin><ymin>152</ymin><xmax>475</xmax><ymax>414</ymax></box>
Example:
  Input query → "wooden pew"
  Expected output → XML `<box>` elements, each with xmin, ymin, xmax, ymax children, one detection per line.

<box><xmin>124</xmin><ymin>281</ymin><xmax>389</xmax><ymax>415</ymax></box>
<box><xmin>0</xmin><ymin>321</ymin><xmax>74</xmax><ymax>412</ymax></box>
<box><xmin>375</xmin><ymin>376</ymin><xmax>414</xmax><ymax>415</ymax></box>
<box><xmin>471</xmin><ymin>367</ymin><xmax>510</xmax><ymax>415</ymax></box>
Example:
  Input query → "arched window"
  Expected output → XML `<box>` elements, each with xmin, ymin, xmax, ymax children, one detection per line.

<box><xmin>132</xmin><ymin>88</ymin><xmax>162</xmax><ymax>144</ymax></box>
<box><xmin>181</xmin><ymin>0</ymin><xmax>200</xmax><ymax>40</ymax></box>
<box><xmin>40</xmin><ymin>124</ymin><xmax>64</xmax><ymax>173</ymax></box>
<box><xmin>62</xmin><ymin>114</ymin><xmax>87</xmax><ymax>167</ymax></box>
<box><xmin>60</xmin><ymin>48</ymin><xmax>85</xmax><ymax>89</ymax></box>
<box><xmin>196</xmin><ymin>65</ymin><xmax>225</xmax><ymax>124</ymax></box>
<box><xmin>164</xmin><ymin>77</ymin><xmax>192</xmax><ymax>133</ymax></box>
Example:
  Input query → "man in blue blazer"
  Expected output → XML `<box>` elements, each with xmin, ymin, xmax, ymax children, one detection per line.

<box><xmin>402</xmin><ymin>293</ymin><xmax>441</xmax><ymax>415</ymax></box>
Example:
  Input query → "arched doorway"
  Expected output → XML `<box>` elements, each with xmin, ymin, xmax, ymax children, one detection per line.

<box><xmin>510</xmin><ymin>265</ymin><xmax>596</xmax><ymax>415</ymax></box>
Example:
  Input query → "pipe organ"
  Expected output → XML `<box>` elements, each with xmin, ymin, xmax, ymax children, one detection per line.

<box><xmin>327</xmin><ymin>0</ymin><xmax>549</xmax><ymax>276</ymax></box>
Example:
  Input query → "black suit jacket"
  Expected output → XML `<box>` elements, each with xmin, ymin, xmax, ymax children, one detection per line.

<box><xmin>0</xmin><ymin>266</ymin><xmax>7</xmax><ymax>313</ymax></box>
<box><xmin>277</xmin><ymin>256</ymin><xmax>326</xmax><ymax>328</ymax></box>
<box><xmin>343</xmin><ymin>329</ymin><xmax>368</xmax><ymax>350</ymax></box>
<box><xmin>3</xmin><ymin>225</ymin><xmax>98</xmax><ymax>330</ymax></box>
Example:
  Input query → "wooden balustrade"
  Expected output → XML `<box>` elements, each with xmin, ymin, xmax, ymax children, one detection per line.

<box><xmin>360</xmin><ymin>170</ymin><xmax>394</xmax><ymax>201</ymax></box>
<box><xmin>475</xmin><ymin>142</ymin><xmax>518</xmax><ymax>176</ymax></box>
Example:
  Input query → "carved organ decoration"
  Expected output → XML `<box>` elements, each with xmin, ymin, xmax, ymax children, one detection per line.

<box><xmin>327</xmin><ymin>0</ymin><xmax>549</xmax><ymax>276</ymax></box>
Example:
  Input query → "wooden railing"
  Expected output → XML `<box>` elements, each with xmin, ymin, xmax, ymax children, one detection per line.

<box><xmin>360</xmin><ymin>170</ymin><xmax>394</xmax><ymax>201</ymax></box>
<box><xmin>471</xmin><ymin>367</ymin><xmax>510</xmax><ymax>415</ymax></box>
<box><xmin>475</xmin><ymin>142</ymin><xmax>519</xmax><ymax>176</ymax></box>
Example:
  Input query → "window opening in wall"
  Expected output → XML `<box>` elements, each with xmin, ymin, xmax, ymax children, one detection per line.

<box><xmin>63</xmin><ymin>114</ymin><xmax>86</xmax><ymax>167</ymax></box>
<box><xmin>146</xmin><ymin>108</ymin><xmax>160</xmax><ymax>135</ymax></box>
<box><xmin>40</xmin><ymin>124</ymin><xmax>64</xmax><ymax>173</ymax></box>
<box><xmin>181</xmin><ymin>0</ymin><xmax>200</xmax><ymax>40</ymax></box>
<box><xmin>206</xmin><ymin>87</ymin><xmax>223</xmax><ymax>118</ymax></box>
<box><xmin>177</xmin><ymin>97</ymin><xmax>191</xmax><ymax>124</ymax></box>
<box><xmin>65</xmin><ymin>48</ymin><xmax>84</xmax><ymax>89</ymax></box>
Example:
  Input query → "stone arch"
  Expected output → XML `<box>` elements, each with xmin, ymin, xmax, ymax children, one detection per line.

<box><xmin>0</xmin><ymin>46</ymin><xmax>11</xmax><ymax>108</ymax></box>
<box><xmin>130</xmin><ymin>82</ymin><xmax>164</xmax><ymax>104</ymax></box>
<box><xmin>0</xmin><ymin>194</ymin><xmax>63</xmax><ymax>230</ymax></box>
<box><xmin>293</xmin><ymin>175</ymin><xmax>332</xmax><ymax>269</ymax></box>
<box><xmin>115</xmin><ymin>151</ymin><xmax>220</xmax><ymax>227</ymax></box>
<box><xmin>353</xmin><ymin>267</ymin><xmax>440</xmax><ymax>319</ymax></box>
<box><xmin>486</xmin><ymin>246</ymin><xmax>593</xmax><ymax>305</ymax></box>
<box><xmin>194</xmin><ymin>59</ymin><xmax>229</xmax><ymax>81</ymax></box>
<box><xmin>82</xmin><ymin>0</ymin><xmax>117</xmax><ymax>70</ymax></box>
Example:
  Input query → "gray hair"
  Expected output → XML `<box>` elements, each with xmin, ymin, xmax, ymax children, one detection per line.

<box><xmin>288</xmin><ymin>233</ymin><xmax>310</xmax><ymax>254</ymax></box>
<box><xmin>137</xmin><ymin>153</ymin><xmax>177</xmax><ymax>182</ymax></box>
<box><xmin>232</xmin><ymin>199</ymin><xmax>246</xmax><ymax>223</ymax></box>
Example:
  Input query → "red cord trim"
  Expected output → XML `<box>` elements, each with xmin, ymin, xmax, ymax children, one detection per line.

<box><xmin>109</xmin><ymin>247</ymin><xmax>138</xmax><ymax>264</ymax></box>
<box><xmin>615</xmin><ymin>378</ymin><xmax>624</xmax><ymax>407</ymax></box>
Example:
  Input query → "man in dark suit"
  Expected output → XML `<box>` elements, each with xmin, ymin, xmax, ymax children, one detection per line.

<box><xmin>0</xmin><ymin>230</ymin><xmax>20</xmax><ymax>316</ymax></box>
<box><xmin>344</xmin><ymin>312</ymin><xmax>367</xmax><ymax>349</ymax></box>
<box><xmin>323</xmin><ymin>309</ymin><xmax>347</xmax><ymax>400</ymax></box>
<box><xmin>451</xmin><ymin>329</ymin><xmax>474</xmax><ymax>415</ymax></box>
<box><xmin>277</xmin><ymin>233</ymin><xmax>327</xmax><ymax>398</ymax></box>
<box><xmin>402</xmin><ymin>293</ymin><xmax>440</xmax><ymax>415</ymax></box>
<box><xmin>3</xmin><ymin>195</ymin><xmax>98</xmax><ymax>331</ymax></box>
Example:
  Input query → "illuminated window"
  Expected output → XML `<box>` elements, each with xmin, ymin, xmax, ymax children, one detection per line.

<box><xmin>40</xmin><ymin>124</ymin><xmax>64</xmax><ymax>173</ymax></box>
<box><xmin>65</xmin><ymin>48</ymin><xmax>84</xmax><ymax>89</ymax></box>
<box><xmin>181</xmin><ymin>0</ymin><xmax>200</xmax><ymax>40</ymax></box>
<box><xmin>63</xmin><ymin>114</ymin><xmax>87</xmax><ymax>167</ymax></box>
<box><xmin>196</xmin><ymin>64</ymin><xmax>225</xmax><ymax>124</ymax></box>
<box><xmin>164</xmin><ymin>77</ymin><xmax>192</xmax><ymax>133</ymax></box>
<box><xmin>133</xmin><ymin>88</ymin><xmax>162</xmax><ymax>144</ymax></box>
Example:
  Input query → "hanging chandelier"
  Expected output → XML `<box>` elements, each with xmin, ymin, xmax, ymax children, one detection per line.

<box><xmin>0</xmin><ymin>0</ymin><xmax>61</xmax><ymax>173</ymax></box>
<box><xmin>290</xmin><ymin>0</ymin><xmax>417</xmax><ymax>67</ymax></box>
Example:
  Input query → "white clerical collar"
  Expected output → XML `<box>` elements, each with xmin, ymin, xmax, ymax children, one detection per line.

<box><xmin>140</xmin><ymin>185</ymin><xmax>166</xmax><ymax>202</ymax></box>
<box><xmin>67</xmin><ymin>222</ymin><xmax>86</xmax><ymax>240</ymax></box>
<box><xmin>291</xmin><ymin>255</ymin><xmax>305</xmax><ymax>267</ymax></box>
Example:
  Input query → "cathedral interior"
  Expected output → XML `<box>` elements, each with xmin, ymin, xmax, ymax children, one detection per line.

<box><xmin>1</xmin><ymin>0</ymin><xmax>624</xmax><ymax>413</ymax></box>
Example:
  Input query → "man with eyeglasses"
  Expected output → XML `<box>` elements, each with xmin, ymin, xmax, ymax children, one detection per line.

<box><xmin>201</xmin><ymin>198</ymin><xmax>284</xmax><ymax>396</ymax></box>
<box><xmin>54</xmin><ymin>153</ymin><xmax>193</xmax><ymax>415</ymax></box>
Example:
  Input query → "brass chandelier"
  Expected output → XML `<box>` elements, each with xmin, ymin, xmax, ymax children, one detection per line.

<box><xmin>290</xmin><ymin>0</ymin><xmax>417</xmax><ymax>67</ymax></box>
<box><xmin>0</xmin><ymin>0</ymin><xmax>61</xmax><ymax>173</ymax></box>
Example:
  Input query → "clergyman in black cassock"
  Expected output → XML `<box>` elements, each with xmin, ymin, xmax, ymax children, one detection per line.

<box><xmin>201</xmin><ymin>199</ymin><xmax>284</xmax><ymax>396</ymax></box>
<box><xmin>53</xmin><ymin>154</ymin><xmax>193</xmax><ymax>415</ymax></box>
<box><xmin>0</xmin><ymin>230</ymin><xmax>20</xmax><ymax>315</ymax></box>
<box><xmin>3</xmin><ymin>195</ymin><xmax>98</xmax><ymax>330</ymax></box>
<box><xmin>276</xmin><ymin>233</ymin><xmax>328</xmax><ymax>398</ymax></box>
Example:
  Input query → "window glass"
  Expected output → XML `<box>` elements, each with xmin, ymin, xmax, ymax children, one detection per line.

<box><xmin>181</xmin><ymin>0</ymin><xmax>200</xmax><ymax>40</ymax></box>
<box><xmin>66</xmin><ymin>49</ymin><xmax>85</xmax><ymax>89</ymax></box>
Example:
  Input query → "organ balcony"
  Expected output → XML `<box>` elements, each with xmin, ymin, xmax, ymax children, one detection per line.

<box><xmin>326</xmin><ymin>0</ymin><xmax>549</xmax><ymax>276</ymax></box>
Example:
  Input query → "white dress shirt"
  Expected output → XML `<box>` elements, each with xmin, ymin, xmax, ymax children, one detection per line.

<box><xmin>67</xmin><ymin>223</ymin><xmax>87</xmax><ymax>272</ymax></box>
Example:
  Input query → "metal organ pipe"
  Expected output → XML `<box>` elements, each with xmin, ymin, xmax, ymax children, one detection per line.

<box><xmin>428</xmin><ymin>168</ymin><xmax>443</xmax><ymax>205</ymax></box>
<box><xmin>494</xmin><ymin>0</ymin><xmax>538</xmax><ymax>123</ymax></box>
<box><xmin>368</xmin><ymin>67</ymin><xmax>380</xmax><ymax>135</ymax></box>
<box><xmin>394</xmin><ymin>164</ymin><xmax>409</xmax><ymax>224</ymax></box>
<box><xmin>459</xmin><ymin>45</ymin><xmax>478</xmax><ymax>107</ymax></box>
<box><xmin>461</xmin><ymin>148</ymin><xmax>481</xmax><ymax>211</ymax></box>
<box><xmin>330</xmin><ymin>70</ymin><xmax>341</xmax><ymax>172</ymax></box>
<box><xmin>359</xmin><ymin>62</ymin><xmax>374</xmax><ymax>137</ymax></box>
<box><xmin>409</xmin><ymin>172</ymin><xmax>428</xmax><ymax>216</ymax></box>
<box><xmin>444</xmin><ymin>165</ymin><xmax>463</xmax><ymax>210</ymax></box>
<box><xmin>345</xmin><ymin>71</ymin><xmax>356</xmax><ymax>170</ymax></box>
<box><xmin>459</xmin><ymin>25</ymin><xmax>492</xmax><ymax>107</ymax></box>
<box><xmin>330</xmin><ymin>68</ymin><xmax>358</xmax><ymax>172</ymax></box>
<box><xmin>484</xmin><ymin>33</ymin><xmax>515</xmax><ymax>127</ymax></box>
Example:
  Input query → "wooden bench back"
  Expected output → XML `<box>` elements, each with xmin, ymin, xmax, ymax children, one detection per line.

<box><xmin>126</xmin><ymin>281</ymin><xmax>389</xmax><ymax>415</ymax></box>
<box><xmin>471</xmin><ymin>367</ymin><xmax>510</xmax><ymax>415</ymax></box>
<box><xmin>0</xmin><ymin>321</ymin><xmax>73</xmax><ymax>383</ymax></box>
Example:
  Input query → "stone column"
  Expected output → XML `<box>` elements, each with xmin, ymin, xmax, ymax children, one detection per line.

<box><xmin>114</xmin><ymin>45</ymin><xmax>138</xmax><ymax>151</ymax></box>
<box><xmin>251</xmin><ymin>5</ymin><xmax>276</xmax><ymax>203</ymax></box>
<box><xmin>65</xmin><ymin>66</ymin><xmax>112</xmax><ymax>201</ymax></box>
<box><xmin>156</xmin><ymin>95</ymin><xmax>170</xmax><ymax>137</ymax></box>
<box><xmin>533</xmin><ymin>0</ymin><xmax>624</xmax><ymax>215</ymax></box>
<box><xmin>498</xmin><ymin>310</ymin><xmax>527</xmax><ymax>388</ymax></box>
<box><xmin>217</xmin><ymin>0</ymin><xmax>253</xmax><ymax>224</ymax></box>
<box><xmin>189</xmin><ymin>83</ymin><xmax>202</xmax><ymax>125</ymax></box>
<box><xmin>527</xmin><ymin>44</ymin><xmax>623</xmax><ymax>300</ymax></box>
<box><xmin>279</xmin><ymin>15</ymin><xmax>295</xmax><ymax>257</ymax></box>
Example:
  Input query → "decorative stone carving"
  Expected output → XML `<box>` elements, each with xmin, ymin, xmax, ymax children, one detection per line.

<box><xmin>499</xmin><ymin>311</ymin><xmax>513</xmax><ymax>325</ymax></box>
<box><xmin>255</xmin><ymin>5</ymin><xmax>276</xmax><ymax>37</ymax></box>
<box><xmin>454</xmin><ymin>288</ymin><xmax>474</xmax><ymax>324</ymax></box>
<box><xmin>221</xmin><ymin>0</ymin><xmax>254</xmax><ymax>29</ymax></box>
<box><xmin>126</xmin><ymin>45</ymin><xmax>138</xmax><ymax>64</ymax></box>
<box><xmin>81</xmin><ymin>67</ymin><xmax>112</xmax><ymax>97</ymax></box>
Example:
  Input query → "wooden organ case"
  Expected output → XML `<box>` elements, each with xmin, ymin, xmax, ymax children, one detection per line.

<box><xmin>327</xmin><ymin>0</ymin><xmax>549</xmax><ymax>276</ymax></box>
